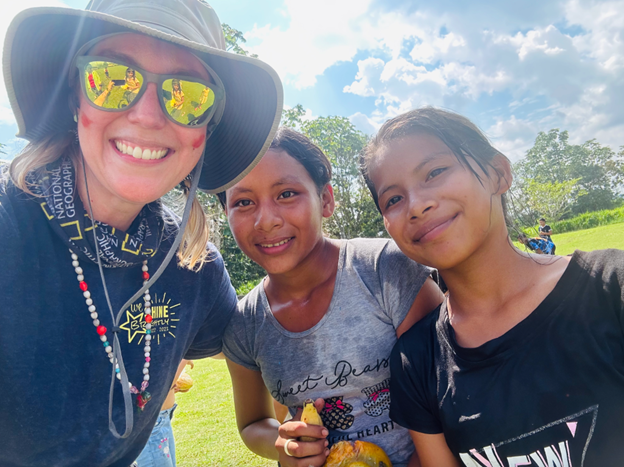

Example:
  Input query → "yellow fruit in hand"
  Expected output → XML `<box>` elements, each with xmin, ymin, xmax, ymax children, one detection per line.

<box><xmin>323</xmin><ymin>440</ymin><xmax>393</xmax><ymax>467</ymax></box>
<box><xmin>300</xmin><ymin>398</ymin><xmax>324</xmax><ymax>442</ymax></box>
<box><xmin>175</xmin><ymin>372</ymin><xmax>194</xmax><ymax>392</ymax></box>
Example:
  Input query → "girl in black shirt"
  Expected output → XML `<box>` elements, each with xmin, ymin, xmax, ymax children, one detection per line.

<box><xmin>360</xmin><ymin>107</ymin><xmax>624</xmax><ymax>467</ymax></box>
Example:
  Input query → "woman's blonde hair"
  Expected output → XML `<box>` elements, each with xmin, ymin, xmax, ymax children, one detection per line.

<box><xmin>9</xmin><ymin>133</ymin><xmax>212</xmax><ymax>271</ymax></box>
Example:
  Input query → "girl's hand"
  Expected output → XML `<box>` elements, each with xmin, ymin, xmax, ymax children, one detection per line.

<box><xmin>276</xmin><ymin>398</ymin><xmax>329</xmax><ymax>466</ymax></box>
<box><xmin>276</xmin><ymin>423</ymin><xmax>329</xmax><ymax>467</ymax></box>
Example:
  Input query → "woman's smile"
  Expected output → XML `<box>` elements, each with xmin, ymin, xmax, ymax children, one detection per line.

<box><xmin>112</xmin><ymin>139</ymin><xmax>171</xmax><ymax>161</ymax></box>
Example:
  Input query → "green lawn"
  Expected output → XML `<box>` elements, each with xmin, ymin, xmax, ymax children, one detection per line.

<box><xmin>172</xmin><ymin>358</ymin><xmax>274</xmax><ymax>467</ymax></box>
<box><xmin>172</xmin><ymin>222</ymin><xmax>624</xmax><ymax>466</ymax></box>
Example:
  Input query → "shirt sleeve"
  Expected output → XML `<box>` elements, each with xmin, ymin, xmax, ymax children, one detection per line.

<box><xmin>184</xmin><ymin>255</ymin><xmax>238</xmax><ymax>359</ymax></box>
<box><xmin>222</xmin><ymin>288</ymin><xmax>262</xmax><ymax>371</ymax></box>
<box><xmin>379</xmin><ymin>240</ymin><xmax>433</xmax><ymax>329</ymax></box>
<box><xmin>389</xmin><ymin>317</ymin><xmax>443</xmax><ymax>434</ymax></box>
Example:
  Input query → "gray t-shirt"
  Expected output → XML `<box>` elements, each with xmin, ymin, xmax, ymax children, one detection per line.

<box><xmin>223</xmin><ymin>238</ymin><xmax>432</xmax><ymax>466</ymax></box>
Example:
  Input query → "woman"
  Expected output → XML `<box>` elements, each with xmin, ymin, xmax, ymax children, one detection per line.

<box><xmin>220</xmin><ymin>127</ymin><xmax>443</xmax><ymax>467</ymax></box>
<box><xmin>360</xmin><ymin>107</ymin><xmax>624</xmax><ymax>466</ymax></box>
<box><xmin>0</xmin><ymin>0</ymin><xmax>282</xmax><ymax>465</ymax></box>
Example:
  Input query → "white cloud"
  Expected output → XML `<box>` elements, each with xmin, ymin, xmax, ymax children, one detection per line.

<box><xmin>246</xmin><ymin>0</ymin><xmax>376</xmax><ymax>88</ymax></box>
<box><xmin>485</xmin><ymin>115</ymin><xmax>541</xmax><ymax>162</ymax></box>
<box><xmin>349</xmin><ymin>111</ymin><xmax>378</xmax><ymax>135</ymax></box>
<box><xmin>245</xmin><ymin>0</ymin><xmax>624</xmax><ymax>159</ymax></box>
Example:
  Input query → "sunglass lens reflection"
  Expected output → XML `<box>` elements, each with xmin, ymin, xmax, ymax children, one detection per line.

<box><xmin>83</xmin><ymin>61</ymin><xmax>143</xmax><ymax>110</ymax></box>
<box><xmin>162</xmin><ymin>79</ymin><xmax>215</xmax><ymax>126</ymax></box>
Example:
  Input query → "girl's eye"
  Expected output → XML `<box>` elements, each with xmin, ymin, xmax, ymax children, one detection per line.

<box><xmin>385</xmin><ymin>195</ymin><xmax>402</xmax><ymax>209</ymax></box>
<box><xmin>278</xmin><ymin>190</ymin><xmax>296</xmax><ymax>199</ymax></box>
<box><xmin>427</xmin><ymin>167</ymin><xmax>447</xmax><ymax>181</ymax></box>
<box><xmin>233</xmin><ymin>199</ymin><xmax>253</xmax><ymax>208</ymax></box>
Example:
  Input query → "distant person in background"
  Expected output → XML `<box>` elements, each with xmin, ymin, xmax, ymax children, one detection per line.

<box><xmin>538</xmin><ymin>217</ymin><xmax>556</xmax><ymax>254</ymax></box>
<box><xmin>517</xmin><ymin>233</ymin><xmax>555</xmax><ymax>255</ymax></box>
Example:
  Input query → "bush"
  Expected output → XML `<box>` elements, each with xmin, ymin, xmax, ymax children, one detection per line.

<box><xmin>236</xmin><ymin>279</ymin><xmax>261</xmax><ymax>298</ymax></box>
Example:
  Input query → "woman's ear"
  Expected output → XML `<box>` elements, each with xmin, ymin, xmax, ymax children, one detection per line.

<box><xmin>491</xmin><ymin>154</ymin><xmax>512</xmax><ymax>195</ymax></box>
<box><xmin>321</xmin><ymin>184</ymin><xmax>335</xmax><ymax>218</ymax></box>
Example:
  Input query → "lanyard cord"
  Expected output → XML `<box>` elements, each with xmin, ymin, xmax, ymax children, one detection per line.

<box><xmin>80</xmin><ymin>152</ymin><xmax>204</xmax><ymax>438</ymax></box>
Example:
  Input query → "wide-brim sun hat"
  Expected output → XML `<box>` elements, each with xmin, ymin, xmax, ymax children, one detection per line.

<box><xmin>3</xmin><ymin>0</ymin><xmax>283</xmax><ymax>193</ymax></box>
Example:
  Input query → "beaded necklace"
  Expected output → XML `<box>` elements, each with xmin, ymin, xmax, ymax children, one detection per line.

<box><xmin>70</xmin><ymin>249</ymin><xmax>153</xmax><ymax>410</ymax></box>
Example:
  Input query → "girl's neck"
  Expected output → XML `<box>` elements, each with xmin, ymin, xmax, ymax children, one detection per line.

<box><xmin>264</xmin><ymin>237</ymin><xmax>341</xmax><ymax>302</ymax></box>
<box><xmin>441</xmin><ymin>228</ymin><xmax>547</xmax><ymax>317</ymax></box>
<box><xmin>75</xmin><ymin>160</ymin><xmax>144</xmax><ymax>232</ymax></box>
<box><xmin>440</xmin><ymin>226</ymin><xmax>571</xmax><ymax>348</ymax></box>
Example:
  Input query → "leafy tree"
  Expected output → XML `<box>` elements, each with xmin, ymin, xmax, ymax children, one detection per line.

<box><xmin>222</xmin><ymin>23</ymin><xmax>258</xmax><ymax>58</ymax></box>
<box><xmin>523</xmin><ymin>178</ymin><xmax>586</xmax><ymax>222</ymax></box>
<box><xmin>284</xmin><ymin>110</ymin><xmax>385</xmax><ymax>239</ymax></box>
<box><xmin>515</xmin><ymin>129</ymin><xmax>624</xmax><ymax>216</ymax></box>
<box><xmin>281</xmin><ymin>104</ymin><xmax>306</xmax><ymax>130</ymax></box>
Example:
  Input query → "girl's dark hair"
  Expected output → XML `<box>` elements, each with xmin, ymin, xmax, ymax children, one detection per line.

<box><xmin>360</xmin><ymin>107</ymin><xmax>510</xmax><ymax>215</ymax></box>
<box><xmin>217</xmin><ymin>126</ymin><xmax>332</xmax><ymax>208</ymax></box>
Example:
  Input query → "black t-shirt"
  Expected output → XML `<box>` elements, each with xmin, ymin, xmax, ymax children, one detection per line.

<box><xmin>390</xmin><ymin>250</ymin><xmax>624</xmax><ymax>466</ymax></box>
<box><xmin>539</xmin><ymin>224</ymin><xmax>554</xmax><ymax>243</ymax></box>
<box><xmin>0</xmin><ymin>180</ymin><xmax>237</xmax><ymax>467</ymax></box>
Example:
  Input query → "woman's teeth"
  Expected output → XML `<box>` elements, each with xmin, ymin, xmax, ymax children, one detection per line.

<box><xmin>260</xmin><ymin>238</ymin><xmax>292</xmax><ymax>248</ymax></box>
<box><xmin>115</xmin><ymin>140</ymin><xmax>169</xmax><ymax>160</ymax></box>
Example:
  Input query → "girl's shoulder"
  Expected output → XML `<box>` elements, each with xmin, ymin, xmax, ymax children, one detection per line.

<box><xmin>573</xmin><ymin>249</ymin><xmax>624</xmax><ymax>283</ymax></box>
<box><xmin>235</xmin><ymin>278</ymin><xmax>266</xmax><ymax>316</ymax></box>
<box><xmin>572</xmin><ymin>249</ymin><xmax>624</xmax><ymax>295</ymax></box>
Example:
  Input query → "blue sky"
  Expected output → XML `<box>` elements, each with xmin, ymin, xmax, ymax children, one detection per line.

<box><xmin>1</xmin><ymin>0</ymin><xmax>624</xmax><ymax>161</ymax></box>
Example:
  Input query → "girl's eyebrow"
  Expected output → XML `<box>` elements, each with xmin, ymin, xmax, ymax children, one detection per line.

<box><xmin>272</xmin><ymin>176</ymin><xmax>301</xmax><ymax>187</ymax></box>
<box><xmin>413</xmin><ymin>151</ymin><xmax>453</xmax><ymax>173</ymax></box>
<box><xmin>227</xmin><ymin>177</ymin><xmax>302</xmax><ymax>197</ymax></box>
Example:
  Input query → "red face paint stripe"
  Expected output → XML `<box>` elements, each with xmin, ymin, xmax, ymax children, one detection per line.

<box><xmin>192</xmin><ymin>135</ymin><xmax>204</xmax><ymax>149</ymax></box>
<box><xmin>80</xmin><ymin>113</ymin><xmax>92</xmax><ymax>128</ymax></box>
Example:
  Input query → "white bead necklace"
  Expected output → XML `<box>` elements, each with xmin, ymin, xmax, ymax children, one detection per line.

<box><xmin>70</xmin><ymin>249</ymin><xmax>154</xmax><ymax>410</ymax></box>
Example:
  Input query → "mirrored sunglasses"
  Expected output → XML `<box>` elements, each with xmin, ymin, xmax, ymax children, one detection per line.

<box><xmin>75</xmin><ymin>56</ymin><xmax>225</xmax><ymax>128</ymax></box>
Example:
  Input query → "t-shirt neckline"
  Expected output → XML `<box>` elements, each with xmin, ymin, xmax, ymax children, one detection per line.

<box><xmin>438</xmin><ymin>251</ymin><xmax>585</xmax><ymax>363</ymax></box>
<box><xmin>260</xmin><ymin>240</ymin><xmax>347</xmax><ymax>338</ymax></box>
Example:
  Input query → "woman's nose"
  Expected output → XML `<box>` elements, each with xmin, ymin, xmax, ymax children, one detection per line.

<box><xmin>125</xmin><ymin>83</ymin><xmax>168</xmax><ymax>129</ymax></box>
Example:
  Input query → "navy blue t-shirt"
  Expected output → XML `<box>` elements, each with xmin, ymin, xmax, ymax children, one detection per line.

<box><xmin>0</xmin><ymin>180</ymin><xmax>237</xmax><ymax>467</ymax></box>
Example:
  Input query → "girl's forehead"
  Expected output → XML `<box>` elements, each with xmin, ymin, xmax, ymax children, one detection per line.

<box><xmin>371</xmin><ymin>134</ymin><xmax>453</xmax><ymax>172</ymax></box>
<box><xmin>228</xmin><ymin>149</ymin><xmax>313</xmax><ymax>193</ymax></box>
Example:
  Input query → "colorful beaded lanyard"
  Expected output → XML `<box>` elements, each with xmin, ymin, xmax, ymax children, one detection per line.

<box><xmin>70</xmin><ymin>250</ymin><xmax>153</xmax><ymax>410</ymax></box>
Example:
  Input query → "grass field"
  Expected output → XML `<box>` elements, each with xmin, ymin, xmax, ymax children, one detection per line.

<box><xmin>172</xmin><ymin>358</ymin><xmax>274</xmax><ymax>467</ymax></box>
<box><xmin>172</xmin><ymin>222</ymin><xmax>624</xmax><ymax>466</ymax></box>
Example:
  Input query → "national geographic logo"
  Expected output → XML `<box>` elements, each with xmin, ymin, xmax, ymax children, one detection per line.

<box><xmin>119</xmin><ymin>293</ymin><xmax>180</xmax><ymax>345</ymax></box>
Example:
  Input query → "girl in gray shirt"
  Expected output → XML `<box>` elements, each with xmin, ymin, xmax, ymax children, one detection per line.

<box><xmin>218</xmin><ymin>127</ymin><xmax>442</xmax><ymax>467</ymax></box>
